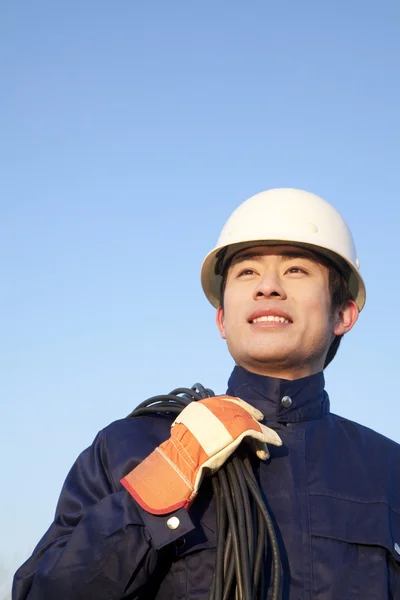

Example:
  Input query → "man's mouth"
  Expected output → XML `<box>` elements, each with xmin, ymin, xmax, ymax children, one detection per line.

<box><xmin>248</xmin><ymin>309</ymin><xmax>293</xmax><ymax>324</ymax></box>
<box><xmin>251</xmin><ymin>315</ymin><xmax>290</xmax><ymax>324</ymax></box>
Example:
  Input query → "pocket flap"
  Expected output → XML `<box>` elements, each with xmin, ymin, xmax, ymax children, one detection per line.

<box><xmin>310</xmin><ymin>495</ymin><xmax>400</xmax><ymax>563</ymax></box>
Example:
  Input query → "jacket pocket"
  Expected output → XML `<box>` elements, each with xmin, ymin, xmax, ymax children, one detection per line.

<box><xmin>310</xmin><ymin>495</ymin><xmax>400</xmax><ymax>599</ymax></box>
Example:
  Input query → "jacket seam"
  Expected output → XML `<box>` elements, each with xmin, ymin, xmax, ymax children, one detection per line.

<box><xmin>101</xmin><ymin>431</ymin><xmax>118</xmax><ymax>493</ymax></box>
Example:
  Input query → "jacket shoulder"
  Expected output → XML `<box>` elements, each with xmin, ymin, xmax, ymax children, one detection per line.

<box><xmin>323</xmin><ymin>413</ymin><xmax>400</xmax><ymax>508</ymax></box>
<box><xmin>94</xmin><ymin>413</ymin><xmax>174</xmax><ymax>485</ymax></box>
<box><xmin>307</xmin><ymin>413</ymin><xmax>400</xmax><ymax>508</ymax></box>
<box><xmin>102</xmin><ymin>412</ymin><xmax>173</xmax><ymax>442</ymax></box>
<box><xmin>330</xmin><ymin>412</ymin><xmax>400</xmax><ymax>453</ymax></box>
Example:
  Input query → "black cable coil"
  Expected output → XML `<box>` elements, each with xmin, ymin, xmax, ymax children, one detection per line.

<box><xmin>127</xmin><ymin>383</ymin><xmax>283</xmax><ymax>600</ymax></box>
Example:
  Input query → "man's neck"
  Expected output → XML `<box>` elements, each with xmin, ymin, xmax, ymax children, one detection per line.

<box><xmin>236</xmin><ymin>360</ymin><xmax>324</xmax><ymax>381</ymax></box>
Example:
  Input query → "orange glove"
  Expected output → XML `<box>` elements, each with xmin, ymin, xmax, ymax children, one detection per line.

<box><xmin>121</xmin><ymin>396</ymin><xmax>282</xmax><ymax>515</ymax></box>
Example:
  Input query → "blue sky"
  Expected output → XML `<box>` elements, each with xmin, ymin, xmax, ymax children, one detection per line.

<box><xmin>1</xmin><ymin>0</ymin><xmax>400</xmax><ymax>587</ymax></box>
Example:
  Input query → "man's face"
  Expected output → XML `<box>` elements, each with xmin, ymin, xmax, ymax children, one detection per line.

<box><xmin>216</xmin><ymin>245</ymin><xmax>358</xmax><ymax>379</ymax></box>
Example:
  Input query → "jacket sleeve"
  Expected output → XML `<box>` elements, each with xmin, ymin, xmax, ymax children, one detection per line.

<box><xmin>12</xmin><ymin>431</ymin><xmax>195</xmax><ymax>600</ymax></box>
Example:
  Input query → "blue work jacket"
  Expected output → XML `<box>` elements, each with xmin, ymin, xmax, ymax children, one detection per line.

<box><xmin>13</xmin><ymin>367</ymin><xmax>400</xmax><ymax>599</ymax></box>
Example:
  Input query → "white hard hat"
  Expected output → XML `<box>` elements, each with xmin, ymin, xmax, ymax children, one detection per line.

<box><xmin>201</xmin><ymin>188</ymin><xmax>366</xmax><ymax>311</ymax></box>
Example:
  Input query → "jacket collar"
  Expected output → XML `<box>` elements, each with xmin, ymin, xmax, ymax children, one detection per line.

<box><xmin>226</xmin><ymin>366</ymin><xmax>330</xmax><ymax>424</ymax></box>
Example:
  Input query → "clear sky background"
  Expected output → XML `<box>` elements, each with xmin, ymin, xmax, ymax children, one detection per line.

<box><xmin>1</xmin><ymin>1</ymin><xmax>399</xmax><ymax>593</ymax></box>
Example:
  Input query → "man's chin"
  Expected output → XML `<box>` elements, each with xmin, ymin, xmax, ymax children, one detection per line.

<box><xmin>249</xmin><ymin>347</ymin><xmax>299</xmax><ymax>364</ymax></box>
<box><xmin>238</xmin><ymin>351</ymin><xmax>301</xmax><ymax>370</ymax></box>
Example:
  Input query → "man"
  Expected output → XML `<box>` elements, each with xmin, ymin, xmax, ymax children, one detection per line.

<box><xmin>13</xmin><ymin>188</ymin><xmax>400</xmax><ymax>599</ymax></box>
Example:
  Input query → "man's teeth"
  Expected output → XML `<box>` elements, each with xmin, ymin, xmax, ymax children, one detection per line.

<box><xmin>252</xmin><ymin>316</ymin><xmax>290</xmax><ymax>324</ymax></box>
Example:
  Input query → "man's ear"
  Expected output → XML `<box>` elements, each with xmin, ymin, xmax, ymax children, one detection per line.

<box><xmin>333</xmin><ymin>300</ymin><xmax>359</xmax><ymax>336</ymax></box>
<box><xmin>216</xmin><ymin>306</ymin><xmax>226</xmax><ymax>339</ymax></box>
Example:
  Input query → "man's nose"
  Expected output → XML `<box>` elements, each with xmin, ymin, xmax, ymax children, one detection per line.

<box><xmin>252</xmin><ymin>272</ymin><xmax>287</xmax><ymax>300</ymax></box>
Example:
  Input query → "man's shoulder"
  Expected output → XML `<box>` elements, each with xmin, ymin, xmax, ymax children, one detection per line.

<box><xmin>329</xmin><ymin>412</ymin><xmax>400</xmax><ymax>453</ymax></box>
<box><xmin>318</xmin><ymin>413</ymin><xmax>400</xmax><ymax>509</ymax></box>
<box><xmin>74</xmin><ymin>413</ymin><xmax>175</xmax><ymax>483</ymax></box>
<box><xmin>102</xmin><ymin>412</ymin><xmax>173</xmax><ymax>441</ymax></box>
<box><xmin>97</xmin><ymin>412</ymin><xmax>174</xmax><ymax>462</ymax></box>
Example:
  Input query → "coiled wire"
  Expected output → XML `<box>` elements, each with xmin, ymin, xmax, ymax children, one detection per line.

<box><xmin>127</xmin><ymin>383</ymin><xmax>282</xmax><ymax>600</ymax></box>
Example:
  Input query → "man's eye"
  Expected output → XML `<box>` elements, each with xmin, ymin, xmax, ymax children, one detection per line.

<box><xmin>286</xmin><ymin>266</ymin><xmax>307</xmax><ymax>274</ymax></box>
<box><xmin>238</xmin><ymin>268</ymin><xmax>256</xmax><ymax>277</ymax></box>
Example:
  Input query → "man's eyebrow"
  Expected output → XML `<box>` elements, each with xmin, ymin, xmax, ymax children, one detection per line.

<box><xmin>278</xmin><ymin>250</ymin><xmax>317</xmax><ymax>261</ymax></box>
<box><xmin>229</xmin><ymin>249</ymin><xmax>318</xmax><ymax>268</ymax></box>
<box><xmin>229</xmin><ymin>252</ymin><xmax>264</xmax><ymax>267</ymax></box>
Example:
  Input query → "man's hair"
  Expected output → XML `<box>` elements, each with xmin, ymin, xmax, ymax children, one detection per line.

<box><xmin>219</xmin><ymin>251</ymin><xmax>352</xmax><ymax>368</ymax></box>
